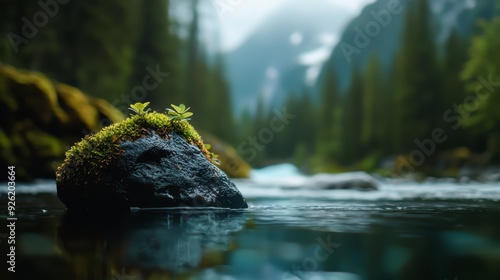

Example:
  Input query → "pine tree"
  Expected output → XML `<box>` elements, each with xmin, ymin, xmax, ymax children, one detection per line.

<box><xmin>183</xmin><ymin>0</ymin><xmax>232</xmax><ymax>137</ymax></box>
<box><xmin>268</xmin><ymin>92</ymin><xmax>299</xmax><ymax>160</ymax></box>
<box><xmin>208</xmin><ymin>56</ymin><xmax>235</xmax><ymax>143</ymax></box>
<box><xmin>317</xmin><ymin>64</ymin><xmax>340</xmax><ymax>159</ymax></box>
<box><xmin>59</xmin><ymin>0</ymin><xmax>140</xmax><ymax>101</ymax></box>
<box><xmin>461</xmin><ymin>16</ymin><xmax>500</xmax><ymax>160</ymax></box>
<box><xmin>298</xmin><ymin>91</ymin><xmax>316</xmax><ymax>154</ymax></box>
<box><xmin>362</xmin><ymin>53</ymin><xmax>385</xmax><ymax>153</ymax></box>
<box><xmin>184</xmin><ymin>0</ymin><xmax>202</xmax><ymax>113</ymax></box>
<box><xmin>441</xmin><ymin>29</ymin><xmax>469</xmax><ymax>149</ymax></box>
<box><xmin>393</xmin><ymin>0</ymin><xmax>442</xmax><ymax>152</ymax></box>
<box><xmin>131</xmin><ymin>0</ymin><xmax>182</xmax><ymax>110</ymax></box>
<box><xmin>339</xmin><ymin>65</ymin><xmax>364</xmax><ymax>165</ymax></box>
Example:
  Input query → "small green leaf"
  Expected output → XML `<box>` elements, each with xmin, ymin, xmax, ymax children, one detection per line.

<box><xmin>182</xmin><ymin>112</ymin><xmax>193</xmax><ymax>118</ymax></box>
<box><xmin>166</xmin><ymin>104</ymin><xmax>194</xmax><ymax>122</ymax></box>
<box><xmin>171</xmin><ymin>104</ymin><xmax>181</xmax><ymax>113</ymax></box>
<box><xmin>129</xmin><ymin>102</ymin><xmax>151</xmax><ymax>115</ymax></box>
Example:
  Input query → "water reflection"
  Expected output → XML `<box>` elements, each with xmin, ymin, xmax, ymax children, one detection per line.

<box><xmin>7</xmin><ymin>189</ymin><xmax>500</xmax><ymax>280</ymax></box>
<box><xmin>57</xmin><ymin>209</ymin><xmax>246</xmax><ymax>279</ymax></box>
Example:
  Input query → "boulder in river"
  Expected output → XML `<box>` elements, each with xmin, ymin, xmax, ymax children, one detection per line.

<box><xmin>307</xmin><ymin>172</ymin><xmax>379</xmax><ymax>191</ymax></box>
<box><xmin>56</xmin><ymin>107</ymin><xmax>248</xmax><ymax>211</ymax></box>
<box><xmin>250</xmin><ymin>164</ymin><xmax>379</xmax><ymax>191</ymax></box>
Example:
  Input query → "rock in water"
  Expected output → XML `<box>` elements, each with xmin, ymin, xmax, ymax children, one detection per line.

<box><xmin>113</xmin><ymin>133</ymin><xmax>247</xmax><ymax>208</ymax></box>
<box><xmin>56</xmin><ymin>111</ymin><xmax>248</xmax><ymax>211</ymax></box>
<box><xmin>308</xmin><ymin>172</ymin><xmax>379</xmax><ymax>191</ymax></box>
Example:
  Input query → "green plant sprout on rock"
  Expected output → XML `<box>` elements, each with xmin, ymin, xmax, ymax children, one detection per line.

<box><xmin>204</xmin><ymin>143</ymin><xmax>221</xmax><ymax>165</ymax></box>
<box><xmin>166</xmin><ymin>104</ymin><xmax>193</xmax><ymax>121</ymax></box>
<box><xmin>129</xmin><ymin>102</ymin><xmax>151</xmax><ymax>115</ymax></box>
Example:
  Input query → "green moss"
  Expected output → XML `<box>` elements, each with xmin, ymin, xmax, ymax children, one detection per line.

<box><xmin>25</xmin><ymin>129</ymin><xmax>65</xmax><ymax>159</ymax></box>
<box><xmin>56</xmin><ymin>111</ymin><xmax>213</xmax><ymax>184</ymax></box>
<box><xmin>1</xmin><ymin>65</ymin><xmax>68</xmax><ymax>124</ymax></box>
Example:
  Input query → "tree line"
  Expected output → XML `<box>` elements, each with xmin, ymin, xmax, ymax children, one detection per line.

<box><xmin>243</xmin><ymin>0</ymin><xmax>500</xmax><ymax>173</ymax></box>
<box><xmin>0</xmin><ymin>0</ymin><xmax>236</xmax><ymax>143</ymax></box>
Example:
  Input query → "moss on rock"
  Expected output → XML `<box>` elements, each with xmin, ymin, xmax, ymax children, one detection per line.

<box><xmin>56</xmin><ymin>111</ymin><xmax>213</xmax><ymax>186</ymax></box>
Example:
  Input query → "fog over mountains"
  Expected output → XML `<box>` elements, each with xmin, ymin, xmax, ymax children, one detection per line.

<box><xmin>225</xmin><ymin>0</ymin><xmax>497</xmax><ymax>115</ymax></box>
<box><xmin>225</xmin><ymin>0</ymin><xmax>354</xmax><ymax>112</ymax></box>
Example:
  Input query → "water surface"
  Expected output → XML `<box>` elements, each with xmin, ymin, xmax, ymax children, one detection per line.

<box><xmin>1</xmin><ymin>179</ymin><xmax>500</xmax><ymax>280</ymax></box>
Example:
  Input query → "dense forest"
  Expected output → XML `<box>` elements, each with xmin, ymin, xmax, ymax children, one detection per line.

<box><xmin>243</xmin><ymin>0</ymin><xmax>500</xmax><ymax>175</ymax></box>
<box><xmin>0</xmin><ymin>0</ymin><xmax>235</xmax><ymax>143</ymax></box>
<box><xmin>1</xmin><ymin>0</ymin><xmax>499</xmax><ymax>175</ymax></box>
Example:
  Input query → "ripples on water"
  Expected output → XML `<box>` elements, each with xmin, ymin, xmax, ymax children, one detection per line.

<box><xmin>1</xmin><ymin>179</ymin><xmax>500</xmax><ymax>280</ymax></box>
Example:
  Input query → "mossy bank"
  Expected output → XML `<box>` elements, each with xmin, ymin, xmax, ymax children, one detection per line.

<box><xmin>0</xmin><ymin>64</ymin><xmax>123</xmax><ymax>180</ymax></box>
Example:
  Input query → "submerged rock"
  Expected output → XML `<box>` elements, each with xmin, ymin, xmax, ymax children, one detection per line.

<box><xmin>56</xmin><ymin>111</ymin><xmax>248</xmax><ymax>210</ymax></box>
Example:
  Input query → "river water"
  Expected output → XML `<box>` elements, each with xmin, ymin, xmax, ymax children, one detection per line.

<box><xmin>1</xmin><ymin>177</ymin><xmax>500</xmax><ymax>280</ymax></box>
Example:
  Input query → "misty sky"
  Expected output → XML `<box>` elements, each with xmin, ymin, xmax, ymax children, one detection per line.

<box><xmin>214</xmin><ymin>0</ymin><xmax>376</xmax><ymax>51</ymax></box>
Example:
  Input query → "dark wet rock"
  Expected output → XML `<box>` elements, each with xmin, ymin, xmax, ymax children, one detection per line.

<box><xmin>307</xmin><ymin>172</ymin><xmax>379</xmax><ymax>191</ymax></box>
<box><xmin>57</xmin><ymin>132</ymin><xmax>248</xmax><ymax>210</ymax></box>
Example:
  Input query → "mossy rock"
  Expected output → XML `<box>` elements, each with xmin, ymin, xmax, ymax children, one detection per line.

<box><xmin>56</xmin><ymin>111</ymin><xmax>248</xmax><ymax>210</ymax></box>
<box><xmin>56</xmin><ymin>83</ymin><xmax>100</xmax><ymax>130</ymax></box>
<box><xmin>0</xmin><ymin>64</ymin><xmax>125</xmax><ymax>180</ymax></box>
<box><xmin>0</xmin><ymin>64</ymin><xmax>68</xmax><ymax>125</ymax></box>
<box><xmin>90</xmin><ymin>97</ymin><xmax>125</xmax><ymax>124</ymax></box>
<box><xmin>57</xmin><ymin>112</ymin><xmax>211</xmax><ymax>182</ymax></box>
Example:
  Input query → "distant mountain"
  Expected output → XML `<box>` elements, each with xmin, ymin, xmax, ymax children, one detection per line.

<box><xmin>320</xmin><ymin>0</ymin><xmax>498</xmax><ymax>92</ymax></box>
<box><xmin>225</xmin><ymin>0</ymin><xmax>355</xmax><ymax>113</ymax></box>
<box><xmin>225</xmin><ymin>0</ymin><xmax>498</xmax><ymax>114</ymax></box>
